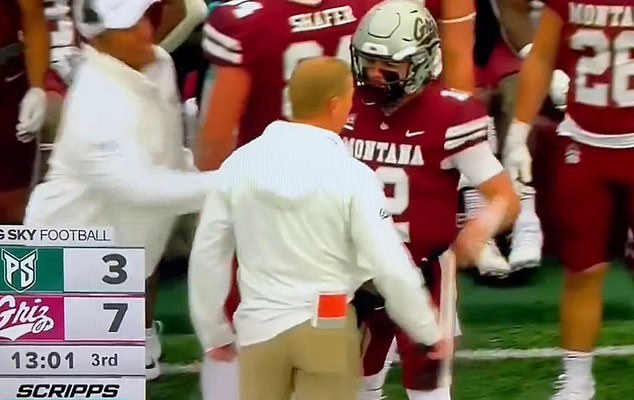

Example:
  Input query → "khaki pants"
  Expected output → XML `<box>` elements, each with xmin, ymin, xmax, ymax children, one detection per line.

<box><xmin>239</xmin><ymin>307</ymin><xmax>361</xmax><ymax>400</ymax></box>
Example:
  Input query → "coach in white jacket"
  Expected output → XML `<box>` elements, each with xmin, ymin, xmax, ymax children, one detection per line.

<box><xmin>189</xmin><ymin>57</ymin><xmax>448</xmax><ymax>400</ymax></box>
<box><xmin>24</xmin><ymin>0</ymin><xmax>217</xmax><ymax>381</ymax></box>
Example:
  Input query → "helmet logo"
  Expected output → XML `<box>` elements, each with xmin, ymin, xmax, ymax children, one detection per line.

<box><xmin>413</xmin><ymin>16</ymin><xmax>434</xmax><ymax>42</ymax></box>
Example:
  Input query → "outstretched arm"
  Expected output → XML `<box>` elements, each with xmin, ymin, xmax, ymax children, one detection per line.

<box><xmin>439</xmin><ymin>0</ymin><xmax>476</xmax><ymax>92</ymax></box>
<box><xmin>19</xmin><ymin>0</ymin><xmax>49</xmax><ymax>89</ymax></box>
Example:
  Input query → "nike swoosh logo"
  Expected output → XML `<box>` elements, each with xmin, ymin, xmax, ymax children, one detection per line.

<box><xmin>405</xmin><ymin>130</ymin><xmax>425</xmax><ymax>137</ymax></box>
<box><xmin>5</xmin><ymin>71</ymin><xmax>25</xmax><ymax>83</ymax></box>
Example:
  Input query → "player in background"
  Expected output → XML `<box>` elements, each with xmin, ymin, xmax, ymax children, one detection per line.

<box><xmin>40</xmin><ymin>0</ymin><xmax>79</xmax><ymax>183</ymax></box>
<box><xmin>195</xmin><ymin>0</ymin><xmax>479</xmax><ymax>172</ymax></box>
<box><xmin>0</xmin><ymin>0</ymin><xmax>49</xmax><ymax>224</ymax></box>
<box><xmin>344</xmin><ymin>2</ymin><xmax>520</xmax><ymax>399</ymax></box>
<box><xmin>464</xmin><ymin>0</ymin><xmax>567</xmax><ymax>277</ymax></box>
<box><xmin>422</xmin><ymin>0</ymin><xmax>477</xmax><ymax>93</ymax></box>
<box><xmin>503</xmin><ymin>0</ymin><xmax>634</xmax><ymax>398</ymax></box>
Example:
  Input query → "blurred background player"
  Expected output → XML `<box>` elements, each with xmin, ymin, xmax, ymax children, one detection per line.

<box><xmin>461</xmin><ymin>0</ymin><xmax>571</xmax><ymax>281</ymax></box>
<box><xmin>0</xmin><ymin>0</ymin><xmax>49</xmax><ymax>224</ymax></box>
<box><xmin>503</xmin><ymin>0</ymin><xmax>634</xmax><ymax>398</ymax></box>
<box><xmin>40</xmin><ymin>0</ymin><xmax>78</xmax><ymax>182</ymax></box>
<box><xmin>422</xmin><ymin>0</ymin><xmax>477</xmax><ymax>93</ymax></box>
<box><xmin>344</xmin><ymin>2</ymin><xmax>519</xmax><ymax>399</ymax></box>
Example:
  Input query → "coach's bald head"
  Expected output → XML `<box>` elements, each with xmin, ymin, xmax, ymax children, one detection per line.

<box><xmin>289</xmin><ymin>57</ymin><xmax>354</xmax><ymax>134</ymax></box>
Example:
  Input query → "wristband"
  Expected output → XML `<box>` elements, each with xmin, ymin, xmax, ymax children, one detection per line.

<box><xmin>476</xmin><ymin>197</ymin><xmax>508</xmax><ymax>238</ymax></box>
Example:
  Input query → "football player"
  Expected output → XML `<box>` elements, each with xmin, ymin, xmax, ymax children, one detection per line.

<box><xmin>196</xmin><ymin>0</ymin><xmax>479</xmax><ymax>173</ymax></box>
<box><xmin>343</xmin><ymin>1</ymin><xmax>520</xmax><ymax>399</ymax></box>
<box><xmin>464</xmin><ymin>0</ymin><xmax>568</xmax><ymax>277</ymax></box>
<box><xmin>503</xmin><ymin>0</ymin><xmax>634</xmax><ymax>398</ymax></box>
<box><xmin>0</xmin><ymin>0</ymin><xmax>49</xmax><ymax>223</ymax></box>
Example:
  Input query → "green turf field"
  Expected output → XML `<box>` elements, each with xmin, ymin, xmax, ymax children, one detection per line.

<box><xmin>149</xmin><ymin>262</ymin><xmax>634</xmax><ymax>399</ymax></box>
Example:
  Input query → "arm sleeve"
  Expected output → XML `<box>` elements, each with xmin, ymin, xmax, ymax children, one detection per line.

<box><xmin>201</xmin><ymin>3</ymin><xmax>263</xmax><ymax>67</ymax></box>
<box><xmin>450</xmin><ymin>142</ymin><xmax>504</xmax><ymax>186</ymax></box>
<box><xmin>349</xmin><ymin>167</ymin><xmax>441</xmax><ymax>346</ymax></box>
<box><xmin>77</xmin><ymin>131</ymin><xmax>217</xmax><ymax>214</ymax></box>
<box><xmin>188</xmin><ymin>186</ymin><xmax>236</xmax><ymax>351</ymax></box>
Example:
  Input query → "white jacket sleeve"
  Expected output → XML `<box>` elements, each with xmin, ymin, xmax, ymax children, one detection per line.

<box><xmin>77</xmin><ymin>133</ymin><xmax>215</xmax><ymax>215</ymax></box>
<box><xmin>188</xmin><ymin>185</ymin><xmax>236</xmax><ymax>352</ymax></box>
<box><xmin>349</xmin><ymin>167</ymin><xmax>441</xmax><ymax>346</ymax></box>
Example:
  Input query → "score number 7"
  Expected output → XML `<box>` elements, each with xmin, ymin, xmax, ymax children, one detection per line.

<box><xmin>375</xmin><ymin>166</ymin><xmax>411</xmax><ymax>243</ymax></box>
<box><xmin>101</xmin><ymin>254</ymin><xmax>129</xmax><ymax>333</ymax></box>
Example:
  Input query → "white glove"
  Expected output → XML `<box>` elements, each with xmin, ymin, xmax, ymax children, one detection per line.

<box><xmin>549</xmin><ymin>69</ymin><xmax>570</xmax><ymax>110</ymax></box>
<box><xmin>16</xmin><ymin>87</ymin><xmax>47</xmax><ymax>143</ymax></box>
<box><xmin>503</xmin><ymin>120</ymin><xmax>533</xmax><ymax>184</ymax></box>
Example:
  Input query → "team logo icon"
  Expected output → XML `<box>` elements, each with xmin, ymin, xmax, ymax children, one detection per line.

<box><xmin>2</xmin><ymin>249</ymin><xmax>38</xmax><ymax>293</ymax></box>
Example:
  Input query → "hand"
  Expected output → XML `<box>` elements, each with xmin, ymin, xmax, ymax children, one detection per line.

<box><xmin>549</xmin><ymin>69</ymin><xmax>570</xmax><ymax>110</ymax></box>
<box><xmin>502</xmin><ymin>139</ymin><xmax>532</xmax><ymax>185</ymax></box>
<box><xmin>429</xmin><ymin>337</ymin><xmax>454</xmax><ymax>360</ymax></box>
<box><xmin>16</xmin><ymin>87</ymin><xmax>47</xmax><ymax>143</ymax></box>
<box><xmin>453</xmin><ymin>219</ymin><xmax>490</xmax><ymax>268</ymax></box>
<box><xmin>207</xmin><ymin>343</ymin><xmax>237</xmax><ymax>362</ymax></box>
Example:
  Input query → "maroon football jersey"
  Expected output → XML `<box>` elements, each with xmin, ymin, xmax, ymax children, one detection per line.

<box><xmin>0</xmin><ymin>0</ymin><xmax>26</xmax><ymax>82</ymax></box>
<box><xmin>341</xmin><ymin>82</ymin><xmax>490</xmax><ymax>263</ymax></box>
<box><xmin>548</xmin><ymin>0</ymin><xmax>634</xmax><ymax>138</ymax></box>
<box><xmin>203</xmin><ymin>0</ymin><xmax>377</xmax><ymax>147</ymax></box>
<box><xmin>0</xmin><ymin>1</ymin><xmax>21</xmax><ymax>47</ymax></box>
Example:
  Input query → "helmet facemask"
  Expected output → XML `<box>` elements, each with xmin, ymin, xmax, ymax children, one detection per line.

<box><xmin>350</xmin><ymin>1</ymin><xmax>443</xmax><ymax>113</ymax></box>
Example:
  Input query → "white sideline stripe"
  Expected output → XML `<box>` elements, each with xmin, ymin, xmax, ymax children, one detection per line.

<box><xmin>158</xmin><ymin>345</ymin><xmax>634</xmax><ymax>376</ymax></box>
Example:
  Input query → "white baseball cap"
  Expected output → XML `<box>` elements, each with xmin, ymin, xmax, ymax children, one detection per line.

<box><xmin>74</xmin><ymin>0</ymin><xmax>159</xmax><ymax>39</ymax></box>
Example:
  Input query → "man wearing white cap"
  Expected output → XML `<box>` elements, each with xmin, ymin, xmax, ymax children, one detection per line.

<box><xmin>24</xmin><ymin>0</ymin><xmax>218</xmax><ymax>381</ymax></box>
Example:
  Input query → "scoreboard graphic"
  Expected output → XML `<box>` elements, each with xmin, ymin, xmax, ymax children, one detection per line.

<box><xmin>0</xmin><ymin>226</ymin><xmax>145</xmax><ymax>400</ymax></box>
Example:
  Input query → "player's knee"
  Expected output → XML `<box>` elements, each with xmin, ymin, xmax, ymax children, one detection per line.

<box><xmin>565</xmin><ymin>262</ymin><xmax>609</xmax><ymax>287</ymax></box>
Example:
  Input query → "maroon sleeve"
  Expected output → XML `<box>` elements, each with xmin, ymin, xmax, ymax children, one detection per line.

<box><xmin>201</xmin><ymin>0</ymin><xmax>265</xmax><ymax>67</ymax></box>
<box><xmin>545</xmin><ymin>0</ymin><xmax>568</xmax><ymax>21</ymax></box>
<box><xmin>441</xmin><ymin>90</ymin><xmax>491</xmax><ymax>156</ymax></box>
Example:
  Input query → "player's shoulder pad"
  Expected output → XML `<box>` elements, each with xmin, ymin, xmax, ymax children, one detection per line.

<box><xmin>202</xmin><ymin>0</ymin><xmax>266</xmax><ymax>65</ymax></box>
<box><xmin>442</xmin><ymin>92</ymin><xmax>491</xmax><ymax>151</ymax></box>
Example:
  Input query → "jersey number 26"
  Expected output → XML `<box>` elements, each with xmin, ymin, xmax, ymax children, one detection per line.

<box><xmin>572</xmin><ymin>29</ymin><xmax>634</xmax><ymax>108</ymax></box>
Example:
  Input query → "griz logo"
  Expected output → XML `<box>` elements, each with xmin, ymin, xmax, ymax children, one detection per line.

<box><xmin>16</xmin><ymin>384</ymin><xmax>119</xmax><ymax>398</ymax></box>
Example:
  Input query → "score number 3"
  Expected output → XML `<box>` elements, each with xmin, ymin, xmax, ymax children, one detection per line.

<box><xmin>572</xmin><ymin>29</ymin><xmax>634</xmax><ymax>107</ymax></box>
<box><xmin>376</xmin><ymin>166</ymin><xmax>411</xmax><ymax>243</ymax></box>
<box><xmin>282</xmin><ymin>36</ymin><xmax>352</xmax><ymax>119</ymax></box>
